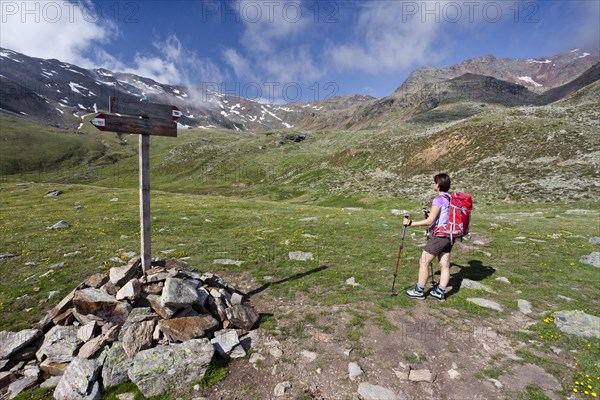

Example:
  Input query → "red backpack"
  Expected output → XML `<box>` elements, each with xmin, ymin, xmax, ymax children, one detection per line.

<box><xmin>432</xmin><ymin>192</ymin><xmax>473</xmax><ymax>243</ymax></box>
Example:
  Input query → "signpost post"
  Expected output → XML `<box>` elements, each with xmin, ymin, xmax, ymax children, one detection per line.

<box><xmin>90</xmin><ymin>97</ymin><xmax>181</xmax><ymax>274</ymax></box>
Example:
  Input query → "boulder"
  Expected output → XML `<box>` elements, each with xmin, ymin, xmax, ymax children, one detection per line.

<box><xmin>348</xmin><ymin>362</ymin><xmax>363</xmax><ymax>381</ymax></box>
<box><xmin>102</xmin><ymin>343</ymin><xmax>132</xmax><ymax>389</ymax></box>
<box><xmin>121</xmin><ymin>320</ymin><xmax>155</xmax><ymax>358</ymax></box>
<box><xmin>128</xmin><ymin>338</ymin><xmax>214</xmax><ymax>398</ymax></box>
<box><xmin>210</xmin><ymin>329</ymin><xmax>240</xmax><ymax>357</ymax></box>
<box><xmin>225</xmin><ymin>304</ymin><xmax>259</xmax><ymax>330</ymax></box>
<box><xmin>77</xmin><ymin>321</ymin><xmax>98</xmax><ymax>343</ymax></box>
<box><xmin>48</xmin><ymin>220</ymin><xmax>70</xmax><ymax>229</ymax></box>
<box><xmin>161</xmin><ymin>278</ymin><xmax>200</xmax><ymax>307</ymax></box>
<box><xmin>0</xmin><ymin>329</ymin><xmax>42</xmax><ymax>359</ymax></box>
<box><xmin>466</xmin><ymin>298</ymin><xmax>504</xmax><ymax>312</ymax></box>
<box><xmin>158</xmin><ymin>315</ymin><xmax>220</xmax><ymax>342</ymax></box>
<box><xmin>0</xmin><ymin>371</ymin><xmax>16</xmax><ymax>389</ymax></box>
<box><xmin>53</xmin><ymin>352</ymin><xmax>106</xmax><ymax>400</ymax></box>
<box><xmin>73</xmin><ymin>288</ymin><xmax>132</xmax><ymax>325</ymax></box>
<box><xmin>84</xmin><ymin>274</ymin><xmax>108</xmax><ymax>289</ymax></box>
<box><xmin>36</xmin><ymin>325</ymin><xmax>81</xmax><ymax>363</ymax></box>
<box><xmin>35</xmin><ymin>288</ymin><xmax>77</xmax><ymax>330</ymax></box>
<box><xmin>40</xmin><ymin>359</ymin><xmax>70</xmax><ymax>376</ymax></box>
<box><xmin>580</xmin><ymin>252</ymin><xmax>600</xmax><ymax>267</ymax></box>
<box><xmin>109</xmin><ymin>257</ymin><xmax>140</xmax><ymax>287</ymax></box>
<box><xmin>554</xmin><ymin>310</ymin><xmax>600</xmax><ymax>339</ymax></box>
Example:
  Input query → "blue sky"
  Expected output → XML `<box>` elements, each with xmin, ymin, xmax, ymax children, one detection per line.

<box><xmin>1</xmin><ymin>0</ymin><xmax>599</xmax><ymax>102</ymax></box>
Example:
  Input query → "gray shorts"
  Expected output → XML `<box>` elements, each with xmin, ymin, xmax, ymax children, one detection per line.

<box><xmin>424</xmin><ymin>236</ymin><xmax>453</xmax><ymax>256</ymax></box>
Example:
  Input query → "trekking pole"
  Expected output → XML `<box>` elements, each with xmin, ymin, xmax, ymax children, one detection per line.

<box><xmin>390</xmin><ymin>212</ymin><xmax>409</xmax><ymax>296</ymax></box>
<box><xmin>423</xmin><ymin>208</ymin><xmax>437</xmax><ymax>288</ymax></box>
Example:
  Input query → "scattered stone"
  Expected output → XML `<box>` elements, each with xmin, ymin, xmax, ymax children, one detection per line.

<box><xmin>301</xmin><ymin>350</ymin><xmax>317</xmax><ymax>361</ymax></box>
<box><xmin>211</xmin><ymin>329</ymin><xmax>240</xmax><ymax>357</ymax></box>
<box><xmin>8</xmin><ymin>376</ymin><xmax>38</xmax><ymax>399</ymax></box>
<box><xmin>0</xmin><ymin>253</ymin><xmax>16</xmax><ymax>259</ymax></box>
<box><xmin>488</xmin><ymin>378</ymin><xmax>503</xmax><ymax>388</ymax></box>
<box><xmin>517</xmin><ymin>299</ymin><xmax>533</xmax><ymax>314</ymax></box>
<box><xmin>128</xmin><ymin>339</ymin><xmax>214</xmax><ymax>398</ymax></box>
<box><xmin>230</xmin><ymin>345</ymin><xmax>247</xmax><ymax>359</ymax></box>
<box><xmin>348</xmin><ymin>362</ymin><xmax>364</xmax><ymax>381</ymax></box>
<box><xmin>289</xmin><ymin>251</ymin><xmax>313</xmax><ymax>261</ymax></box>
<box><xmin>84</xmin><ymin>274</ymin><xmax>108</xmax><ymax>289</ymax></box>
<box><xmin>63</xmin><ymin>251</ymin><xmax>82</xmax><ymax>257</ymax></box>
<box><xmin>110</xmin><ymin>198</ymin><xmax>119</xmax><ymax>202</ymax></box>
<box><xmin>466</xmin><ymin>298</ymin><xmax>504</xmax><ymax>312</ymax></box>
<box><xmin>409</xmin><ymin>369</ymin><xmax>435</xmax><ymax>382</ymax></box>
<box><xmin>274</xmin><ymin>381</ymin><xmax>292</xmax><ymax>396</ymax></box>
<box><xmin>357</xmin><ymin>383</ymin><xmax>404</xmax><ymax>400</ymax></box>
<box><xmin>556</xmin><ymin>295</ymin><xmax>574</xmax><ymax>302</ymax></box>
<box><xmin>48</xmin><ymin>220</ymin><xmax>69</xmax><ymax>229</ymax></box>
<box><xmin>590</xmin><ymin>237</ymin><xmax>600</xmax><ymax>245</ymax></box>
<box><xmin>448</xmin><ymin>369</ymin><xmax>461</xmax><ymax>380</ymax></box>
<box><xmin>213</xmin><ymin>259</ymin><xmax>244</xmax><ymax>266</ymax></box>
<box><xmin>45</xmin><ymin>190</ymin><xmax>63</xmax><ymax>197</ymax></box>
<box><xmin>299</xmin><ymin>217</ymin><xmax>317</xmax><ymax>222</ymax></box>
<box><xmin>74</xmin><ymin>205</ymin><xmax>84</xmax><ymax>211</ymax></box>
<box><xmin>580</xmin><ymin>252</ymin><xmax>600</xmax><ymax>267</ymax></box>
<box><xmin>495</xmin><ymin>277</ymin><xmax>511</xmax><ymax>284</ymax></box>
<box><xmin>564</xmin><ymin>209</ymin><xmax>594</xmax><ymax>214</ymax></box>
<box><xmin>345</xmin><ymin>277</ymin><xmax>360</xmax><ymax>286</ymax></box>
<box><xmin>0</xmin><ymin>329</ymin><xmax>42</xmax><ymax>359</ymax></box>
<box><xmin>36</xmin><ymin>326</ymin><xmax>81</xmax><ymax>363</ymax></box>
<box><xmin>159</xmin><ymin>315</ymin><xmax>220</xmax><ymax>342</ymax></box>
<box><xmin>393</xmin><ymin>368</ymin><xmax>409</xmax><ymax>380</ymax></box>
<box><xmin>391</xmin><ymin>209</ymin><xmax>407</xmax><ymax>216</ymax></box>
<box><xmin>342</xmin><ymin>207</ymin><xmax>363</xmax><ymax>212</ymax></box>
<box><xmin>461</xmin><ymin>279</ymin><xmax>496</xmax><ymax>293</ymax></box>
<box><xmin>249</xmin><ymin>353</ymin><xmax>265</xmax><ymax>364</ymax></box>
<box><xmin>116</xmin><ymin>393</ymin><xmax>135</xmax><ymax>400</ymax></box>
<box><xmin>554</xmin><ymin>310</ymin><xmax>600</xmax><ymax>339</ymax></box>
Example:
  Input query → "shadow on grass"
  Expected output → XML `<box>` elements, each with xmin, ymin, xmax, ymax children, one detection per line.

<box><xmin>445</xmin><ymin>259</ymin><xmax>496</xmax><ymax>298</ymax></box>
<box><xmin>244</xmin><ymin>265</ymin><xmax>329</xmax><ymax>298</ymax></box>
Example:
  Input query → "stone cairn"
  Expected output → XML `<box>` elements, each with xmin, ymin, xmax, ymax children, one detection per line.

<box><xmin>0</xmin><ymin>257</ymin><xmax>260</xmax><ymax>399</ymax></box>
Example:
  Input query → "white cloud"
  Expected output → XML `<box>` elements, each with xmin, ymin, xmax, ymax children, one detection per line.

<box><xmin>0</xmin><ymin>0</ymin><xmax>116</xmax><ymax>67</ymax></box>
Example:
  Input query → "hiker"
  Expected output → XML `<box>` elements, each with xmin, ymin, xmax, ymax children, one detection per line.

<box><xmin>404</xmin><ymin>173</ymin><xmax>453</xmax><ymax>300</ymax></box>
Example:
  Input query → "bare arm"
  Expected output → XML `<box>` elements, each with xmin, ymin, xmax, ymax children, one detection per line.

<box><xmin>403</xmin><ymin>206</ymin><xmax>440</xmax><ymax>227</ymax></box>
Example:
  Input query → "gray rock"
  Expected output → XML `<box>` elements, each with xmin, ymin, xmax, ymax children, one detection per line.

<box><xmin>447</xmin><ymin>369</ymin><xmax>461</xmax><ymax>380</ymax></box>
<box><xmin>116</xmin><ymin>394</ymin><xmax>136</xmax><ymax>400</ymax></box>
<box><xmin>230</xmin><ymin>345</ymin><xmax>247</xmax><ymax>359</ymax></box>
<box><xmin>36</xmin><ymin>325</ymin><xmax>81</xmax><ymax>363</ymax></box>
<box><xmin>162</xmin><ymin>278</ymin><xmax>200</xmax><ymax>307</ymax></box>
<box><xmin>225</xmin><ymin>304</ymin><xmax>259</xmax><ymax>330</ymax></box>
<box><xmin>0</xmin><ymin>329</ymin><xmax>42</xmax><ymax>359</ymax></box>
<box><xmin>590</xmin><ymin>237</ymin><xmax>600</xmax><ymax>245</ymax></box>
<box><xmin>45</xmin><ymin>190</ymin><xmax>63</xmax><ymax>196</ymax></box>
<box><xmin>73</xmin><ymin>288</ymin><xmax>131</xmax><ymax>325</ymax></box>
<box><xmin>159</xmin><ymin>315</ymin><xmax>220</xmax><ymax>342</ymax></box>
<box><xmin>488</xmin><ymin>378</ymin><xmax>503</xmax><ymax>388</ymax></box>
<box><xmin>357</xmin><ymin>382</ymin><xmax>405</xmax><ymax>400</ymax></box>
<box><xmin>580</xmin><ymin>252</ymin><xmax>600</xmax><ymax>267</ymax></box>
<box><xmin>48</xmin><ymin>220</ymin><xmax>70</xmax><ymax>229</ymax></box>
<box><xmin>0</xmin><ymin>371</ymin><xmax>16</xmax><ymax>389</ymax></box>
<box><xmin>230</xmin><ymin>292</ymin><xmax>244</xmax><ymax>306</ymax></box>
<box><xmin>409</xmin><ymin>369</ymin><xmax>435</xmax><ymax>382</ymax></box>
<box><xmin>212</xmin><ymin>259</ymin><xmax>244</xmax><ymax>266</ymax></box>
<box><xmin>274</xmin><ymin>381</ymin><xmax>292</xmax><ymax>396</ymax></box>
<box><xmin>121</xmin><ymin>320</ymin><xmax>155</xmax><ymax>358</ymax></box>
<box><xmin>40</xmin><ymin>375</ymin><xmax>62</xmax><ymax>389</ymax></box>
<box><xmin>554</xmin><ymin>310</ymin><xmax>600</xmax><ymax>339</ymax></box>
<box><xmin>8</xmin><ymin>376</ymin><xmax>38</xmax><ymax>399</ymax></box>
<box><xmin>517</xmin><ymin>299</ymin><xmax>533</xmax><ymax>314</ymax></box>
<box><xmin>348</xmin><ymin>362</ymin><xmax>363</xmax><ymax>381</ymax></box>
<box><xmin>211</xmin><ymin>329</ymin><xmax>240</xmax><ymax>357</ymax></box>
<box><xmin>77</xmin><ymin>322</ymin><xmax>98</xmax><ymax>343</ymax></box>
<box><xmin>301</xmin><ymin>350</ymin><xmax>317</xmax><ymax>361</ymax></box>
<box><xmin>39</xmin><ymin>359</ymin><xmax>70</xmax><ymax>376</ymax></box>
<box><xmin>102</xmin><ymin>343</ymin><xmax>132</xmax><ymax>389</ymax></box>
<box><xmin>461</xmin><ymin>279</ymin><xmax>496</xmax><ymax>293</ymax></box>
<box><xmin>466</xmin><ymin>298</ymin><xmax>504</xmax><ymax>312</ymax></box>
<box><xmin>146</xmin><ymin>294</ymin><xmax>177</xmax><ymax>319</ymax></box>
<box><xmin>0</xmin><ymin>254</ymin><xmax>16</xmax><ymax>259</ymax></box>
<box><xmin>84</xmin><ymin>274</ymin><xmax>109</xmax><ymax>289</ymax></box>
<box><xmin>495</xmin><ymin>277</ymin><xmax>511</xmax><ymax>284</ymax></box>
<box><xmin>556</xmin><ymin>295</ymin><xmax>574</xmax><ymax>302</ymax></box>
<box><xmin>128</xmin><ymin>338</ymin><xmax>214</xmax><ymax>398</ymax></box>
<box><xmin>53</xmin><ymin>352</ymin><xmax>106</xmax><ymax>400</ymax></box>
<box><xmin>116</xmin><ymin>278</ymin><xmax>141</xmax><ymax>301</ymax></box>
<box><xmin>109</xmin><ymin>258</ymin><xmax>140</xmax><ymax>286</ymax></box>
<box><xmin>288</xmin><ymin>251</ymin><xmax>313</xmax><ymax>261</ymax></box>
<box><xmin>345</xmin><ymin>277</ymin><xmax>360</xmax><ymax>286</ymax></box>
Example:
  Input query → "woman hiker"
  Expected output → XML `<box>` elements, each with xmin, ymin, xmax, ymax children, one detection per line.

<box><xmin>403</xmin><ymin>173</ymin><xmax>453</xmax><ymax>300</ymax></box>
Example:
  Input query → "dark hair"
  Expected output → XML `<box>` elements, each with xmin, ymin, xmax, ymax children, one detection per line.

<box><xmin>434</xmin><ymin>173</ymin><xmax>451</xmax><ymax>192</ymax></box>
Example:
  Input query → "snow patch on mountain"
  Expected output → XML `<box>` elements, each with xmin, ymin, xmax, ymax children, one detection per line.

<box><xmin>517</xmin><ymin>76</ymin><xmax>543</xmax><ymax>87</ymax></box>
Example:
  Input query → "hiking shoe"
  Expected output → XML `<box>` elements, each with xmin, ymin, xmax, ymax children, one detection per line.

<box><xmin>430</xmin><ymin>287</ymin><xmax>445</xmax><ymax>300</ymax></box>
<box><xmin>406</xmin><ymin>287</ymin><xmax>425</xmax><ymax>299</ymax></box>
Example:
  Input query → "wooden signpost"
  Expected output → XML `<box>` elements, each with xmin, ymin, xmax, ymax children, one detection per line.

<box><xmin>90</xmin><ymin>97</ymin><xmax>181</xmax><ymax>274</ymax></box>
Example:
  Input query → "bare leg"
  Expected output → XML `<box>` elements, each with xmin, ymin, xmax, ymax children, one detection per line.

<box><xmin>438</xmin><ymin>251</ymin><xmax>451</xmax><ymax>288</ymax></box>
<box><xmin>418</xmin><ymin>251</ymin><xmax>436</xmax><ymax>286</ymax></box>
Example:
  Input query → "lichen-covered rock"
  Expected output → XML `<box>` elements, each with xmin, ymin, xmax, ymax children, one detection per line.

<box><xmin>128</xmin><ymin>338</ymin><xmax>214</xmax><ymax>398</ymax></box>
<box><xmin>161</xmin><ymin>278</ymin><xmax>200</xmax><ymax>307</ymax></box>
<box><xmin>36</xmin><ymin>325</ymin><xmax>81</xmax><ymax>363</ymax></box>
<box><xmin>53</xmin><ymin>351</ymin><xmax>106</xmax><ymax>400</ymax></box>
<box><xmin>102</xmin><ymin>343</ymin><xmax>132</xmax><ymax>389</ymax></box>
<box><xmin>225</xmin><ymin>304</ymin><xmax>259</xmax><ymax>330</ymax></box>
<box><xmin>554</xmin><ymin>310</ymin><xmax>600</xmax><ymax>339</ymax></box>
<box><xmin>109</xmin><ymin>257</ymin><xmax>140</xmax><ymax>287</ymax></box>
<box><xmin>121</xmin><ymin>320</ymin><xmax>155</xmax><ymax>358</ymax></box>
<box><xmin>73</xmin><ymin>288</ymin><xmax>131</xmax><ymax>325</ymax></box>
